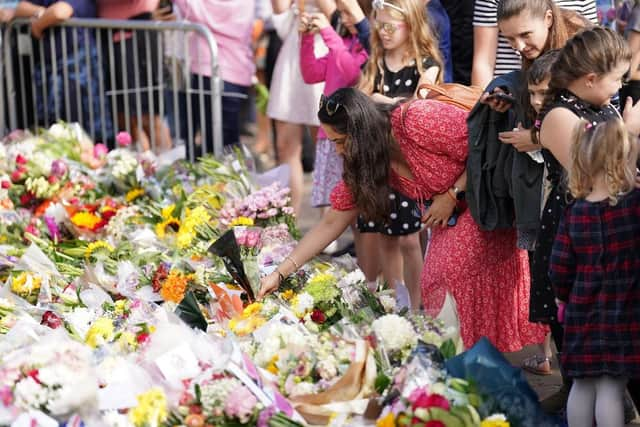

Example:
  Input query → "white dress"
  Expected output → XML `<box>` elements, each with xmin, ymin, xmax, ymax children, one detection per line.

<box><xmin>267</xmin><ymin>1</ymin><xmax>327</xmax><ymax>126</ymax></box>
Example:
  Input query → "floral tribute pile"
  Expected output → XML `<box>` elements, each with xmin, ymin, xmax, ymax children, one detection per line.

<box><xmin>0</xmin><ymin>124</ymin><xmax>520</xmax><ymax>427</ymax></box>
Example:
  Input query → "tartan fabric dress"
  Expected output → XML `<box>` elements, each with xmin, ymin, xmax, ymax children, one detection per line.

<box><xmin>550</xmin><ymin>189</ymin><xmax>640</xmax><ymax>378</ymax></box>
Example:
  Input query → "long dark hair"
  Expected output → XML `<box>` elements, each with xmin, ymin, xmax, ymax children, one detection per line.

<box><xmin>317</xmin><ymin>88</ymin><xmax>395</xmax><ymax>221</ymax></box>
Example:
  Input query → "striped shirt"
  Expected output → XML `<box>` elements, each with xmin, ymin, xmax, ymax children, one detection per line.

<box><xmin>473</xmin><ymin>0</ymin><xmax>598</xmax><ymax>76</ymax></box>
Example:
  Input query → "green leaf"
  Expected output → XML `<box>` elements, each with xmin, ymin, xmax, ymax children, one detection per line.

<box><xmin>374</xmin><ymin>372</ymin><xmax>391</xmax><ymax>395</ymax></box>
<box><xmin>439</xmin><ymin>338</ymin><xmax>457</xmax><ymax>360</ymax></box>
<box><xmin>174</xmin><ymin>291</ymin><xmax>208</xmax><ymax>331</ymax></box>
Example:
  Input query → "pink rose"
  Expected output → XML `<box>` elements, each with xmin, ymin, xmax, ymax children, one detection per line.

<box><xmin>116</xmin><ymin>131</ymin><xmax>132</xmax><ymax>147</ymax></box>
<box><xmin>50</xmin><ymin>159</ymin><xmax>68</xmax><ymax>177</ymax></box>
<box><xmin>93</xmin><ymin>143</ymin><xmax>108</xmax><ymax>159</ymax></box>
<box><xmin>224</xmin><ymin>386</ymin><xmax>257</xmax><ymax>423</ymax></box>
<box><xmin>246</xmin><ymin>230</ymin><xmax>261</xmax><ymax>248</ymax></box>
<box><xmin>15</xmin><ymin>154</ymin><xmax>27</xmax><ymax>165</ymax></box>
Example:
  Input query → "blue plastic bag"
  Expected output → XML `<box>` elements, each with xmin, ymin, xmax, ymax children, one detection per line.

<box><xmin>445</xmin><ymin>337</ymin><xmax>562</xmax><ymax>427</ymax></box>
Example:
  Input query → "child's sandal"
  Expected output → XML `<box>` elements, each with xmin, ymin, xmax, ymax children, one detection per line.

<box><xmin>521</xmin><ymin>355</ymin><xmax>552</xmax><ymax>376</ymax></box>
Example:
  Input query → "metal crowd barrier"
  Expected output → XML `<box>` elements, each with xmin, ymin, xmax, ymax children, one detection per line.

<box><xmin>2</xmin><ymin>18</ymin><xmax>224</xmax><ymax>160</ymax></box>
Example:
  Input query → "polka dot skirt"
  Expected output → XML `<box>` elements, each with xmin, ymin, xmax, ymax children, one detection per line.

<box><xmin>357</xmin><ymin>190</ymin><xmax>423</xmax><ymax>236</ymax></box>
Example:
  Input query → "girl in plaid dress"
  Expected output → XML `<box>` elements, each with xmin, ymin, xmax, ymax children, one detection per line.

<box><xmin>550</xmin><ymin>118</ymin><xmax>640</xmax><ymax>427</ymax></box>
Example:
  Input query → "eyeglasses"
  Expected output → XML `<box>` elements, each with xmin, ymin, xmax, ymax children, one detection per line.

<box><xmin>319</xmin><ymin>94</ymin><xmax>343</xmax><ymax>116</ymax></box>
<box><xmin>374</xmin><ymin>20</ymin><xmax>406</xmax><ymax>35</ymax></box>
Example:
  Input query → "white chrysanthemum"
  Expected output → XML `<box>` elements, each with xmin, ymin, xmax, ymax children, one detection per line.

<box><xmin>47</xmin><ymin>123</ymin><xmax>74</xmax><ymax>140</ymax></box>
<box><xmin>379</xmin><ymin>295</ymin><xmax>396</xmax><ymax>313</ymax></box>
<box><xmin>371</xmin><ymin>314</ymin><xmax>417</xmax><ymax>352</ymax></box>
<box><xmin>290</xmin><ymin>381</ymin><xmax>315</xmax><ymax>397</ymax></box>
<box><xmin>343</xmin><ymin>269</ymin><xmax>365</xmax><ymax>286</ymax></box>
<box><xmin>292</xmin><ymin>292</ymin><xmax>314</xmax><ymax>317</ymax></box>
<box><xmin>13</xmin><ymin>377</ymin><xmax>50</xmax><ymax>410</ymax></box>
<box><xmin>316</xmin><ymin>357</ymin><xmax>338</xmax><ymax>380</ymax></box>
<box><xmin>200</xmin><ymin>378</ymin><xmax>242</xmax><ymax>412</ymax></box>
<box><xmin>254</xmin><ymin>323</ymin><xmax>310</xmax><ymax>366</ymax></box>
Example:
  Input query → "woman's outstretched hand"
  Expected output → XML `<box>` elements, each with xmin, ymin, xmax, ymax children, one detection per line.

<box><xmin>258</xmin><ymin>271</ymin><xmax>281</xmax><ymax>300</ymax></box>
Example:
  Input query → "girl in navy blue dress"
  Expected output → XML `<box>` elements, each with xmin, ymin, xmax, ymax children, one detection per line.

<box><xmin>550</xmin><ymin>118</ymin><xmax>640</xmax><ymax>427</ymax></box>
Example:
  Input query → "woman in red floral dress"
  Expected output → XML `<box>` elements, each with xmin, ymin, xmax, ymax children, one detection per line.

<box><xmin>258</xmin><ymin>87</ymin><xmax>546</xmax><ymax>351</ymax></box>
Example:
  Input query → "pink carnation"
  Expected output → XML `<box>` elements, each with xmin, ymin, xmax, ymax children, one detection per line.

<box><xmin>93</xmin><ymin>143</ymin><xmax>108</xmax><ymax>159</ymax></box>
<box><xmin>116</xmin><ymin>131</ymin><xmax>132</xmax><ymax>147</ymax></box>
<box><xmin>224</xmin><ymin>386</ymin><xmax>257</xmax><ymax>423</ymax></box>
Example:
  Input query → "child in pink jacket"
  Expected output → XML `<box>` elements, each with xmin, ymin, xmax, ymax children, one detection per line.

<box><xmin>299</xmin><ymin>0</ymin><xmax>370</xmax><ymax>208</ymax></box>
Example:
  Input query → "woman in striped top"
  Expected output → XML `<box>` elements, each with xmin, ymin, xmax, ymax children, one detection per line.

<box><xmin>472</xmin><ymin>0</ymin><xmax>597</xmax><ymax>88</ymax></box>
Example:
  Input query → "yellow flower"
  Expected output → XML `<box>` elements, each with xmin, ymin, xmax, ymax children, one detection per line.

<box><xmin>155</xmin><ymin>218</ymin><xmax>181</xmax><ymax>239</ymax></box>
<box><xmin>266</xmin><ymin>355</ymin><xmax>279</xmax><ymax>374</ymax></box>
<box><xmin>281</xmin><ymin>289</ymin><xmax>295</xmax><ymax>301</ymax></box>
<box><xmin>85</xmin><ymin>240</ymin><xmax>115</xmax><ymax>259</ymax></box>
<box><xmin>242</xmin><ymin>302</ymin><xmax>263</xmax><ymax>318</ymax></box>
<box><xmin>229</xmin><ymin>216</ymin><xmax>254</xmax><ymax>227</ymax></box>
<box><xmin>129</xmin><ymin>388</ymin><xmax>168</xmax><ymax>427</ymax></box>
<box><xmin>161</xmin><ymin>204</ymin><xmax>175</xmax><ymax>219</ymax></box>
<box><xmin>11</xmin><ymin>272</ymin><xmax>41</xmax><ymax>300</ymax></box>
<box><xmin>114</xmin><ymin>299</ymin><xmax>128</xmax><ymax>316</ymax></box>
<box><xmin>71</xmin><ymin>211</ymin><xmax>101</xmax><ymax>229</ymax></box>
<box><xmin>117</xmin><ymin>331</ymin><xmax>137</xmax><ymax>352</ymax></box>
<box><xmin>125</xmin><ymin>188</ymin><xmax>145</xmax><ymax>203</ymax></box>
<box><xmin>376</xmin><ymin>412</ymin><xmax>396</xmax><ymax>427</ymax></box>
<box><xmin>481</xmin><ymin>415</ymin><xmax>510</xmax><ymax>427</ymax></box>
<box><xmin>85</xmin><ymin>317</ymin><xmax>115</xmax><ymax>348</ymax></box>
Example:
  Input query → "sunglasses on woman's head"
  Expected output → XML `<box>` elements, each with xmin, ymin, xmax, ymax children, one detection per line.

<box><xmin>319</xmin><ymin>94</ymin><xmax>343</xmax><ymax>116</ymax></box>
<box><xmin>374</xmin><ymin>20</ymin><xmax>406</xmax><ymax>35</ymax></box>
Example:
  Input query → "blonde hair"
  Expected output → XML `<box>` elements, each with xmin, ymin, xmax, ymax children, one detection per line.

<box><xmin>569</xmin><ymin>119</ymin><xmax>638</xmax><ymax>206</ymax></box>
<box><xmin>358</xmin><ymin>0</ymin><xmax>443</xmax><ymax>94</ymax></box>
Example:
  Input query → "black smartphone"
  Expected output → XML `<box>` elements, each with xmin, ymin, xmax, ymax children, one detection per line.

<box><xmin>487</xmin><ymin>91</ymin><xmax>516</xmax><ymax>104</ymax></box>
<box><xmin>413</xmin><ymin>200</ymin><xmax>459</xmax><ymax>227</ymax></box>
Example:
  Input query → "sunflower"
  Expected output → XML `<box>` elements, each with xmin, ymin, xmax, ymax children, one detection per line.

<box><xmin>125</xmin><ymin>188</ymin><xmax>145</xmax><ymax>203</ymax></box>
<box><xmin>155</xmin><ymin>218</ymin><xmax>181</xmax><ymax>239</ymax></box>
<box><xmin>85</xmin><ymin>240</ymin><xmax>115</xmax><ymax>259</ymax></box>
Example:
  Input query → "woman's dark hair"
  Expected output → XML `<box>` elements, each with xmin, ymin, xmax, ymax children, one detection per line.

<box><xmin>317</xmin><ymin>88</ymin><xmax>394</xmax><ymax>222</ymax></box>
<box><xmin>497</xmin><ymin>0</ymin><xmax>590</xmax><ymax>70</ymax></box>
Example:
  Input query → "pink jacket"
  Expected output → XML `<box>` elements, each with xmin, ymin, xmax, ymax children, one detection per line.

<box><xmin>300</xmin><ymin>27</ymin><xmax>368</xmax><ymax>139</ymax></box>
<box><xmin>173</xmin><ymin>0</ymin><xmax>255</xmax><ymax>86</ymax></box>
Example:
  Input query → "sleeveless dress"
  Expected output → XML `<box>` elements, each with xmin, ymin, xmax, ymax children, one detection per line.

<box><xmin>529</xmin><ymin>90</ymin><xmax>619</xmax><ymax>323</ymax></box>
<box><xmin>267</xmin><ymin>0</ymin><xmax>327</xmax><ymax>125</ymax></box>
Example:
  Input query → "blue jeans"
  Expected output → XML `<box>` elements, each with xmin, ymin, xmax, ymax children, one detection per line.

<box><xmin>183</xmin><ymin>75</ymin><xmax>248</xmax><ymax>159</ymax></box>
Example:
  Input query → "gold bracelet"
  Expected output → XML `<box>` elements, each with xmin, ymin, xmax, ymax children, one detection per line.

<box><xmin>285</xmin><ymin>255</ymin><xmax>300</xmax><ymax>271</ymax></box>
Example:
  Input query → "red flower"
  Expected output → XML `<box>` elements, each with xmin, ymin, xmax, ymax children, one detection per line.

<box><xmin>10</xmin><ymin>170</ymin><xmax>23</xmax><ymax>183</ymax></box>
<box><xmin>41</xmin><ymin>311</ymin><xmax>63</xmax><ymax>329</ymax></box>
<box><xmin>425</xmin><ymin>421</ymin><xmax>446</xmax><ymax>427</ymax></box>
<box><xmin>310</xmin><ymin>308</ymin><xmax>326</xmax><ymax>324</ymax></box>
<box><xmin>15</xmin><ymin>154</ymin><xmax>27</xmax><ymax>165</ymax></box>
<box><xmin>136</xmin><ymin>332</ymin><xmax>150</xmax><ymax>345</ymax></box>
<box><xmin>101</xmin><ymin>209</ymin><xmax>117</xmax><ymax>222</ymax></box>
<box><xmin>47</xmin><ymin>175</ymin><xmax>59</xmax><ymax>185</ymax></box>
<box><xmin>19</xmin><ymin>192</ymin><xmax>34</xmax><ymax>206</ymax></box>
<box><xmin>189</xmin><ymin>404</ymin><xmax>203</xmax><ymax>414</ymax></box>
<box><xmin>26</xmin><ymin>369</ymin><xmax>41</xmax><ymax>384</ymax></box>
<box><xmin>1</xmin><ymin>180</ymin><xmax>11</xmax><ymax>189</ymax></box>
<box><xmin>410</xmin><ymin>389</ymin><xmax>450</xmax><ymax>411</ymax></box>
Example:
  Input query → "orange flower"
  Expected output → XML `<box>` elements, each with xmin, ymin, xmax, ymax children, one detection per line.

<box><xmin>160</xmin><ymin>270</ymin><xmax>190</xmax><ymax>303</ymax></box>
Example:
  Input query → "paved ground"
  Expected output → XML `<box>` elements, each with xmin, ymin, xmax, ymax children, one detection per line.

<box><xmin>243</xmin><ymin>131</ymin><xmax>639</xmax><ymax>425</ymax></box>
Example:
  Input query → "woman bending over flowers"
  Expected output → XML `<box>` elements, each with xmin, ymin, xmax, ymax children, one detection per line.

<box><xmin>259</xmin><ymin>88</ymin><xmax>546</xmax><ymax>352</ymax></box>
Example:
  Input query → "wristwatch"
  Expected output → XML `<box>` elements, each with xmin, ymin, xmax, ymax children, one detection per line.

<box><xmin>449</xmin><ymin>186</ymin><xmax>466</xmax><ymax>201</ymax></box>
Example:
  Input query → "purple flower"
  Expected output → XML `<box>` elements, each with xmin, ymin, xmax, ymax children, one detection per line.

<box><xmin>44</xmin><ymin>216</ymin><xmax>61</xmax><ymax>242</ymax></box>
<box><xmin>50</xmin><ymin>159</ymin><xmax>68</xmax><ymax>177</ymax></box>
<box><xmin>257</xmin><ymin>406</ymin><xmax>277</xmax><ymax>427</ymax></box>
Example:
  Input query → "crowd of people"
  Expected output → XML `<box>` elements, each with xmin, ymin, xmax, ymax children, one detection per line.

<box><xmin>1</xmin><ymin>0</ymin><xmax>640</xmax><ymax>425</ymax></box>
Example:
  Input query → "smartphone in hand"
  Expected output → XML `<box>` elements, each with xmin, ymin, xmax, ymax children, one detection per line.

<box><xmin>486</xmin><ymin>91</ymin><xmax>516</xmax><ymax>104</ymax></box>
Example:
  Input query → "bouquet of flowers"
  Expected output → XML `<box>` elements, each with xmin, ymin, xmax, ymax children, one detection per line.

<box><xmin>219</xmin><ymin>183</ymin><xmax>298</xmax><ymax>238</ymax></box>
<box><xmin>0</xmin><ymin>334</ymin><xmax>98</xmax><ymax>423</ymax></box>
